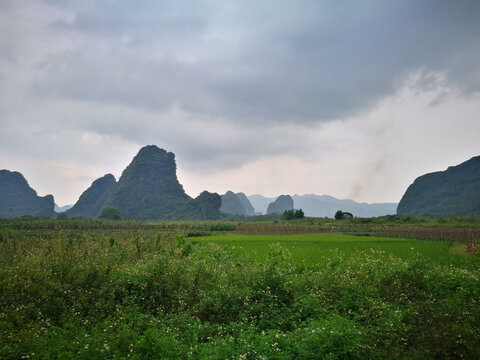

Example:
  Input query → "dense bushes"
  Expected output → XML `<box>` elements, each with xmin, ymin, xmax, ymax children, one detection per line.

<box><xmin>0</xmin><ymin>218</ymin><xmax>237</xmax><ymax>232</ymax></box>
<box><xmin>0</xmin><ymin>231</ymin><xmax>479</xmax><ymax>359</ymax></box>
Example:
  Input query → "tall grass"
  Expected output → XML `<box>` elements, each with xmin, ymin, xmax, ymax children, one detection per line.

<box><xmin>1</xmin><ymin>231</ymin><xmax>479</xmax><ymax>359</ymax></box>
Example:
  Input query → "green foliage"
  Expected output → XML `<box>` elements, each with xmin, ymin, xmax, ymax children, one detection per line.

<box><xmin>0</xmin><ymin>218</ymin><xmax>238</xmax><ymax>232</ymax></box>
<box><xmin>193</xmin><ymin>191</ymin><xmax>222</xmax><ymax>219</ymax></box>
<box><xmin>1</xmin><ymin>227</ymin><xmax>479</xmax><ymax>359</ymax></box>
<box><xmin>98</xmin><ymin>206</ymin><xmax>121</xmax><ymax>220</ymax></box>
<box><xmin>282</xmin><ymin>208</ymin><xmax>305</xmax><ymax>220</ymax></box>
<box><xmin>56</xmin><ymin>212</ymin><xmax>68</xmax><ymax>220</ymax></box>
<box><xmin>282</xmin><ymin>209</ymin><xmax>296</xmax><ymax>220</ymax></box>
<box><xmin>335</xmin><ymin>210</ymin><xmax>353</xmax><ymax>220</ymax></box>
<box><xmin>295</xmin><ymin>208</ymin><xmax>305</xmax><ymax>219</ymax></box>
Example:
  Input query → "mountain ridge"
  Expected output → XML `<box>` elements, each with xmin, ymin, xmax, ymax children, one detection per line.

<box><xmin>66</xmin><ymin>174</ymin><xmax>117</xmax><ymax>218</ymax></box>
<box><xmin>397</xmin><ymin>155</ymin><xmax>480</xmax><ymax>217</ymax></box>
<box><xmin>0</xmin><ymin>170</ymin><xmax>55</xmax><ymax>218</ymax></box>
<box><xmin>248</xmin><ymin>193</ymin><xmax>397</xmax><ymax>217</ymax></box>
<box><xmin>59</xmin><ymin>146</ymin><xmax>221</xmax><ymax>220</ymax></box>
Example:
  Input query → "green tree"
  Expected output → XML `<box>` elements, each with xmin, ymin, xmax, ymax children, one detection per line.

<box><xmin>283</xmin><ymin>208</ymin><xmax>305</xmax><ymax>220</ymax></box>
<box><xmin>194</xmin><ymin>191</ymin><xmax>221</xmax><ymax>219</ymax></box>
<box><xmin>282</xmin><ymin>209</ymin><xmax>295</xmax><ymax>220</ymax></box>
<box><xmin>294</xmin><ymin>208</ymin><xmax>305</xmax><ymax>219</ymax></box>
<box><xmin>56</xmin><ymin>212</ymin><xmax>68</xmax><ymax>220</ymax></box>
<box><xmin>334</xmin><ymin>210</ymin><xmax>353</xmax><ymax>220</ymax></box>
<box><xmin>98</xmin><ymin>206</ymin><xmax>121</xmax><ymax>220</ymax></box>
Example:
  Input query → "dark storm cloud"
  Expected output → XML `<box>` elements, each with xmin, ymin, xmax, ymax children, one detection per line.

<box><xmin>32</xmin><ymin>0</ymin><xmax>480</xmax><ymax>123</ymax></box>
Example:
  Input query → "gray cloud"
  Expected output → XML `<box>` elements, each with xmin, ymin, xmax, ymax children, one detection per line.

<box><xmin>29</xmin><ymin>0</ymin><xmax>480</xmax><ymax>123</ymax></box>
<box><xmin>2</xmin><ymin>0</ymin><xmax>480</xmax><ymax>205</ymax></box>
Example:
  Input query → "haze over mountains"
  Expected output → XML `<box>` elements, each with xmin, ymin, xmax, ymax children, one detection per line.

<box><xmin>1</xmin><ymin>146</ymin><xmax>478</xmax><ymax>219</ymax></box>
<box><xmin>292</xmin><ymin>195</ymin><xmax>398</xmax><ymax>218</ymax></box>
<box><xmin>267</xmin><ymin>195</ymin><xmax>294</xmax><ymax>215</ymax></box>
<box><xmin>245</xmin><ymin>194</ymin><xmax>397</xmax><ymax>218</ymax></box>
<box><xmin>54</xmin><ymin>204</ymin><xmax>73</xmax><ymax>213</ymax></box>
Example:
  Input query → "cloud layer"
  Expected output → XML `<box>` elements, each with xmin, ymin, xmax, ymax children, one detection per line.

<box><xmin>1</xmin><ymin>0</ymin><xmax>479</xmax><ymax>205</ymax></box>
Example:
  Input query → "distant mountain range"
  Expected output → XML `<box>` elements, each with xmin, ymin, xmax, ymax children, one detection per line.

<box><xmin>54</xmin><ymin>204</ymin><xmax>73</xmax><ymax>213</ymax></box>
<box><xmin>219</xmin><ymin>192</ymin><xmax>396</xmax><ymax>218</ymax></box>
<box><xmin>247</xmin><ymin>194</ymin><xmax>397</xmax><ymax>218</ymax></box>
<box><xmin>397</xmin><ymin>156</ymin><xmax>480</xmax><ymax>217</ymax></box>
<box><xmin>248</xmin><ymin>194</ymin><xmax>275</xmax><ymax>215</ymax></box>
<box><xmin>1</xmin><ymin>148</ymin><xmax>478</xmax><ymax>219</ymax></box>
<box><xmin>235</xmin><ymin>192</ymin><xmax>256</xmax><ymax>216</ymax></box>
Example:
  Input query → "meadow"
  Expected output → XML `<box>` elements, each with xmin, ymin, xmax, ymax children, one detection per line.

<box><xmin>0</xmin><ymin>223</ymin><xmax>479</xmax><ymax>359</ymax></box>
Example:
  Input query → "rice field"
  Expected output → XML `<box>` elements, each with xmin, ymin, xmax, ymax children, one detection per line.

<box><xmin>193</xmin><ymin>233</ymin><xmax>477</xmax><ymax>267</ymax></box>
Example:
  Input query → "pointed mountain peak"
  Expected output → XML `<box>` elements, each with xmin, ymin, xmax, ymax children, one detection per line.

<box><xmin>267</xmin><ymin>195</ymin><xmax>294</xmax><ymax>215</ymax></box>
<box><xmin>104</xmin><ymin>145</ymin><xmax>191</xmax><ymax>219</ymax></box>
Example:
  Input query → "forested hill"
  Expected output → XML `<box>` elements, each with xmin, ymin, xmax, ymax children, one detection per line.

<box><xmin>102</xmin><ymin>145</ymin><xmax>221</xmax><ymax>220</ymax></box>
<box><xmin>397</xmin><ymin>155</ymin><xmax>480</xmax><ymax>217</ymax></box>
<box><xmin>0</xmin><ymin>169</ymin><xmax>55</xmax><ymax>218</ymax></box>
<box><xmin>66</xmin><ymin>174</ymin><xmax>117</xmax><ymax>218</ymax></box>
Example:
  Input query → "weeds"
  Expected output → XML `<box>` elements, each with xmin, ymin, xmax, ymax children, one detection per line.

<box><xmin>0</xmin><ymin>230</ymin><xmax>479</xmax><ymax>359</ymax></box>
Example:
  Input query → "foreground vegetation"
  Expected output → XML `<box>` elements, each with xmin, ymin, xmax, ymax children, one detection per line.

<box><xmin>1</xmin><ymin>227</ymin><xmax>479</xmax><ymax>359</ymax></box>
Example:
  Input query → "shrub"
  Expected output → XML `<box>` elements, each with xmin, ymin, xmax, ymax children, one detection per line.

<box><xmin>334</xmin><ymin>210</ymin><xmax>353</xmax><ymax>220</ymax></box>
<box><xmin>98</xmin><ymin>206</ymin><xmax>121</xmax><ymax>220</ymax></box>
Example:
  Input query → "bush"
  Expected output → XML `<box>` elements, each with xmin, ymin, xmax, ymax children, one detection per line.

<box><xmin>98</xmin><ymin>206</ymin><xmax>121</xmax><ymax>220</ymax></box>
<box><xmin>334</xmin><ymin>210</ymin><xmax>353</xmax><ymax>220</ymax></box>
<box><xmin>282</xmin><ymin>208</ymin><xmax>305</xmax><ymax>220</ymax></box>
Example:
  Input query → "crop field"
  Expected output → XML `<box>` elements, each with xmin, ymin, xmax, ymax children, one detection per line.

<box><xmin>1</xmin><ymin>227</ymin><xmax>479</xmax><ymax>359</ymax></box>
<box><xmin>193</xmin><ymin>234</ymin><xmax>476</xmax><ymax>266</ymax></box>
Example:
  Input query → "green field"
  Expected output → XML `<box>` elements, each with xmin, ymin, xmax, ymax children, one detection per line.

<box><xmin>1</xmin><ymin>230</ymin><xmax>479</xmax><ymax>359</ymax></box>
<box><xmin>193</xmin><ymin>233</ymin><xmax>476</xmax><ymax>266</ymax></box>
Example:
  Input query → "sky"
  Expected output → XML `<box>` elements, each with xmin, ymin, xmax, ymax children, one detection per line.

<box><xmin>1</xmin><ymin>0</ymin><xmax>480</xmax><ymax>206</ymax></box>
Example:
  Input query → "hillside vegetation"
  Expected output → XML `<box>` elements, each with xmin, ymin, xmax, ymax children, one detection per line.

<box><xmin>0</xmin><ymin>170</ymin><xmax>55</xmax><ymax>218</ymax></box>
<box><xmin>398</xmin><ymin>156</ymin><xmax>480</xmax><ymax>217</ymax></box>
<box><xmin>66</xmin><ymin>174</ymin><xmax>117</xmax><ymax>218</ymax></box>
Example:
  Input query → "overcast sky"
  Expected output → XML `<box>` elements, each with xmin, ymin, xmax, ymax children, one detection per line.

<box><xmin>1</xmin><ymin>0</ymin><xmax>480</xmax><ymax>206</ymax></box>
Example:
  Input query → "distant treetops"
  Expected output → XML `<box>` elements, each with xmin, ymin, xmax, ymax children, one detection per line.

<box><xmin>335</xmin><ymin>210</ymin><xmax>353</xmax><ymax>220</ymax></box>
<box><xmin>282</xmin><ymin>209</ymin><xmax>305</xmax><ymax>220</ymax></box>
<box><xmin>98</xmin><ymin>206</ymin><xmax>121</xmax><ymax>220</ymax></box>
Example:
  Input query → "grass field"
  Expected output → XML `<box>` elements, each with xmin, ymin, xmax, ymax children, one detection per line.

<box><xmin>1</xmin><ymin>229</ymin><xmax>479</xmax><ymax>359</ymax></box>
<box><xmin>193</xmin><ymin>233</ymin><xmax>476</xmax><ymax>267</ymax></box>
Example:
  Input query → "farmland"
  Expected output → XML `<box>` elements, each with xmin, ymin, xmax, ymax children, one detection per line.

<box><xmin>0</xmin><ymin>220</ymin><xmax>479</xmax><ymax>359</ymax></box>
